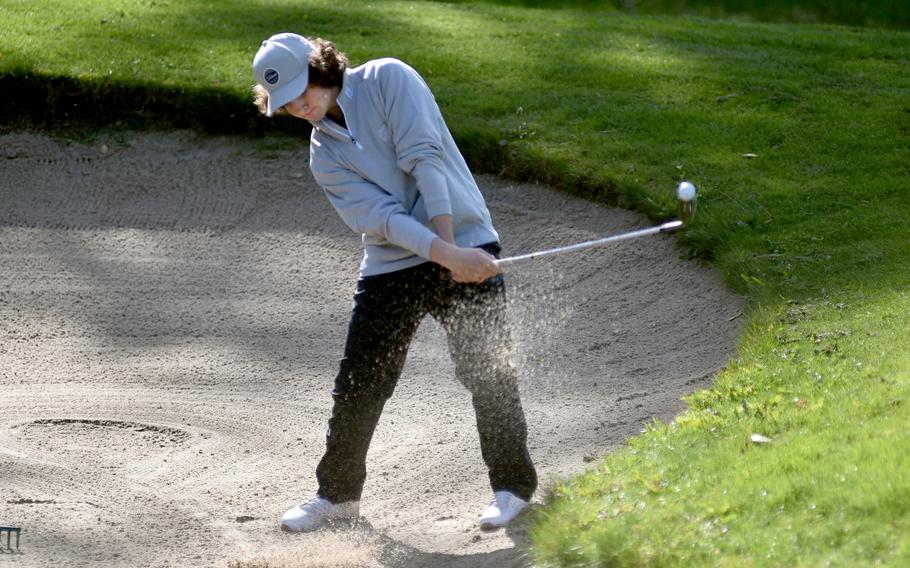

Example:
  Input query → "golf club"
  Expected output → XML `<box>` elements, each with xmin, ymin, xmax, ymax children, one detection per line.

<box><xmin>495</xmin><ymin>181</ymin><xmax>698</xmax><ymax>267</ymax></box>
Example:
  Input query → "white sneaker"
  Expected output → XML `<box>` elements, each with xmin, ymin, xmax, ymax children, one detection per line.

<box><xmin>281</xmin><ymin>497</ymin><xmax>360</xmax><ymax>532</ymax></box>
<box><xmin>478</xmin><ymin>491</ymin><xmax>528</xmax><ymax>529</ymax></box>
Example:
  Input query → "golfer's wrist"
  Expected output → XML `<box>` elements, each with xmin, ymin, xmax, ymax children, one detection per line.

<box><xmin>429</xmin><ymin>214</ymin><xmax>455</xmax><ymax>244</ymax></box>
<box><xmin>429</xmin><ymin>237</ymin><xmax>459</xmax><ymax>268</ymax></box>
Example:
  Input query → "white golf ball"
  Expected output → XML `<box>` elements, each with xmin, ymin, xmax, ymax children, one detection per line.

<box><xmin>677</xmin><ymin>181</ymin><xmax>697</xmax><ymax>202</ymax></box>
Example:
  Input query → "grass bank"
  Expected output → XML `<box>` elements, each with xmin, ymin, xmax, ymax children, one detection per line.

<box><xmin>2</xmin><ymin>1</ymin><xmax>909</xmax><ymax>565</ymax></box>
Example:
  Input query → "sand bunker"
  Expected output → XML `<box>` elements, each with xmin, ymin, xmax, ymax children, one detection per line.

<box><xmin>0</xmin><ymin>131</ymin><xmax>742</xmax><ymax>567</ymax></box>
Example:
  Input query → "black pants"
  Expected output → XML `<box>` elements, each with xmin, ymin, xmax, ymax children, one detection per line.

<box><xmin>316</xmin><ymin>245</ymin><xmax>537</xmax><ymax>503</ymax></box>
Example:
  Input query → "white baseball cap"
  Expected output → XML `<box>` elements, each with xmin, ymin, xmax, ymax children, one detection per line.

<box><xmin>252</xmin><ymin>33</ymin><xmax>315</xmax><ymax>116</ymax></box>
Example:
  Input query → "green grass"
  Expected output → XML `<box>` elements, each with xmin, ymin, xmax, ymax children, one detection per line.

<box><xmin>2</xmin><ymin>1</ymin><xmax>909</xmax><ymax>565</ymax></box>
<box><xmin>437</xmin><ymin>0</ymin><xmax>910</xmax><ymax>30</ymax></box>
<box><xmin>535</xmin><ymin>292</ymin><xmax>910</xmax><ymax>566</ymax></box>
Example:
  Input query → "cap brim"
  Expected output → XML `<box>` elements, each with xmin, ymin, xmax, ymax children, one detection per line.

<box><xmin>266</xmin><ymin>72</ymin><xmax>310</xmax><ymax>117</ymax></box>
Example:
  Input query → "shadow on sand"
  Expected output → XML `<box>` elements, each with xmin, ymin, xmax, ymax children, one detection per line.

<box><xmin>238</xmin><ymin>514</ymin><xmax>536</xmax><ymax>568</ymax></box>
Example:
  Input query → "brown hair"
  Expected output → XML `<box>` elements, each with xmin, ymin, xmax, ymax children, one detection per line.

<box><xmin>308</xmin><ymin>38</ymin><xmax>348</xmax><ymax>88</ymax></box>
<box><xmin>252</xmin><ymin>37</ymin><xmax>348</xmax><ymax>116</ymax></box>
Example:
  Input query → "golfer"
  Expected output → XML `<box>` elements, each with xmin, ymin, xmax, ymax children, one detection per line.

<box><xmin>252</xmin><ymin>33</ymin><xmax>537</xmax><ymax>531</ymax></box>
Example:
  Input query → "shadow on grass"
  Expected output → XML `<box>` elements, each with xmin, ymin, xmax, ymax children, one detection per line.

<box><xmin>422</xmin><ymin>0</ymin><xmax>910</xmax><ymax>29</ymax></box>
<box><xmin>0</xmin><ymin>3</ymin><xmax>417</xmax><ymax>134</ymax></box>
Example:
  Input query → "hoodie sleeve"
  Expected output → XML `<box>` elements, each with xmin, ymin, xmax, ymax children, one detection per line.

<box><xmin>376</xmin><ymin>60</ymin><xmax>452</xmax><ymax>220</ymax></box>
<box><xmin>310</xmin><ymin>144</ymin><xmax>440</xmax><ymax>260</ymax></box>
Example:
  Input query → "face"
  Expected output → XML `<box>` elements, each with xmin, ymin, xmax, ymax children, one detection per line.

<box><xmin>283</xmin><ymin>85</ymin><xmax>338</xmax><ymax>122</ymax></box>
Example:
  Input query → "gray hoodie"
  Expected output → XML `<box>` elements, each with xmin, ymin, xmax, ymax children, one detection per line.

<box><xmin>308</xmin><ymin>58</ymin><xmax>499</xmax><ymax>277</ymax></box>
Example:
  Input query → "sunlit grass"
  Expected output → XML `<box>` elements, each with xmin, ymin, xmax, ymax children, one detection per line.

<box><xmin>534</xmin><ymin>289</ymin><xmax>910</xmax><ymax>566</ymax></box>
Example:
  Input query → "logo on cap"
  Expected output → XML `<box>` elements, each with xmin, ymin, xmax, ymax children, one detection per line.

<box><xmin>264</xmin><ymin>68</ymin><xmax>280</xmax><ymax>85</ymax></box>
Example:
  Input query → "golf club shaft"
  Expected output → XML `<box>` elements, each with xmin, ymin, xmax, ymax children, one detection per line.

<box><xmin>495</xmin><ymin>220</ymin><xmax>683</xmax><ymax>267</ymax></box>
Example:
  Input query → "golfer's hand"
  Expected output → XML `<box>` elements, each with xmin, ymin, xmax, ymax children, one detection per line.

<box><xmin>430</xmin><ymin>239</ymin><xmax>501</xmax><ymax>283</ymax></box>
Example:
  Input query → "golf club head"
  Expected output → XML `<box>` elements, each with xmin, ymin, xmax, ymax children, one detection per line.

<box><xmin>676</xmin><ymin>181</ymin><xmax>698</xmax><ymax>225</ymax></box>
